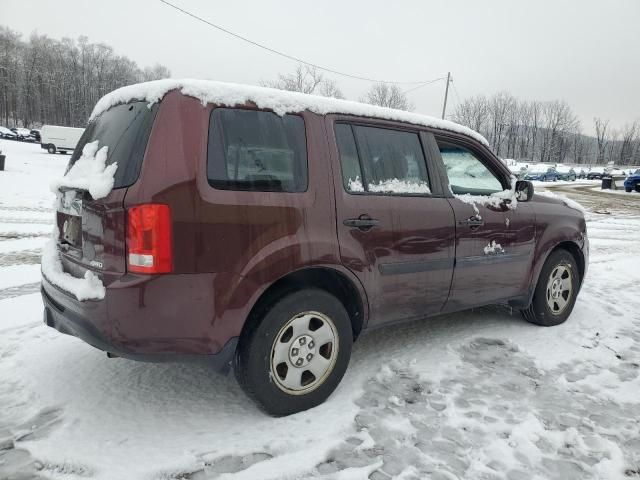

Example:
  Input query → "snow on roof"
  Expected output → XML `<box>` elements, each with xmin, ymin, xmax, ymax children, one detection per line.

<box><xmin>89</xmin><ymin>79</ymin><xmax>489</xmax><ymax>146</ymax></box>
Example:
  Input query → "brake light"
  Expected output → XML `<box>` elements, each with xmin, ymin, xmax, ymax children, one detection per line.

<box><xmin>126</xmin><ymin>204</ymin><xmax>172</xmax><ymax>274</ymax></box>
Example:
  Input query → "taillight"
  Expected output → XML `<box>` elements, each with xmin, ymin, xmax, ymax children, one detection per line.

<box><xmin>126</xmin><ymin>204</ymin><xmax>172</xmax><ymax>274</ymax></box>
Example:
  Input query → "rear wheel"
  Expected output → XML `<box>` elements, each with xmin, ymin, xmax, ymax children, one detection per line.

<box><xmin>521</xmin><ymin>249</ymin><xmax>580</xmax><ymax>326</ymax></box>
<box><xmin>235</xmin><ymin>289</ymin><xmax>353</xmax><ymax>416</ymax></box>
<box><xmin>635</xmin><ymin>183</ymin><xmax>640</xmax><ymax>193</ymax></box>
<box><xmin>47</xmin><ymin>144</ymin><xmax>56</xmax><ymax>154</ymax></box>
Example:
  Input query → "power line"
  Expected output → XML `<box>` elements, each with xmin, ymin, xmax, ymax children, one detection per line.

<box><xmin>402</xmin><ymin>77</ymin><xmax>447</xmax><ymax>94</ymax></box>
<box><xmin>158</xmin><ymin>0</ymin><xmax>444</xmax><ymax>86</ymax></box>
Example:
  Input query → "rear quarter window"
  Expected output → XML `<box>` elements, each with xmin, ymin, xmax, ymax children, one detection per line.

<box><xmin>68</xmin><ymin>101</ymin><xmax>158</xmax><ymax>189</ymax></box>
<box><xmin>207</xmin><ymin>109</ymin><xmax>308</xmax><ymax>192</ymax></box>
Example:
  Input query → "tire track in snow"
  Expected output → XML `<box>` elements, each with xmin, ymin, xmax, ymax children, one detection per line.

<box><xmin>0</xmin><ymin>282</ymin><xmax>41</xmax><ymax>301</ymax></box>
<box><xmin>0</xmin><ymin>249</ymin><xmax>42</xmax><ymax>267</ymax></box>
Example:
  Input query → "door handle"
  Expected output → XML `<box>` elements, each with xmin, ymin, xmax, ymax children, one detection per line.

<box><xmin>343</xmin><ymin>215</ymin><xmax>379</xmax><ymax>230</ymax></box>
<box><xmin>458</xmin><ymin>217</ymin><xmax>485</xmax><ymax>228</ymax></box>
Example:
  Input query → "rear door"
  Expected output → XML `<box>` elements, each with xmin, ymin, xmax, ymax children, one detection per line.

<box><xmin>434</xmin><ymin>137</ymin><xmax>536</xmax><ymax>311</ymax></box>
<box><xmin>55</xmin><ymin>102</ymin><xmax>157</xmax><ymax>279</ymax></box>
<box><xmin>327</xmin><ymin>117</ymin><xmax>456</xmax><ymax>327</ymax></box>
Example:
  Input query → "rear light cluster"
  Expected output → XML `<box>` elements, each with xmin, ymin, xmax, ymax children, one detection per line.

<box><xmin>126</xmin><ymin>204</ymin><xmax>172</xmax><ymax>274</ymax></box>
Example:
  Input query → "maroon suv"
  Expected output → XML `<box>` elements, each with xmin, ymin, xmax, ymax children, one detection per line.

<box><xmin>41</xmin><ymin>80</ymin><xmax>588</xmax><ymax>416</ymax></box>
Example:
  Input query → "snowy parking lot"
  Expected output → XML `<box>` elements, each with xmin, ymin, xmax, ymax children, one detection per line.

<box><xmin>1</xmin><ymin>140</ymin><xmax>640</xmax><ymax>480</ymax></box>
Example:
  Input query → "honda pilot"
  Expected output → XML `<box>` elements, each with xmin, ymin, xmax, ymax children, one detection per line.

<box><xmin>41</xmin><ymin>80</ymin><xmax>588</xmax><ymax>416</ymax></box>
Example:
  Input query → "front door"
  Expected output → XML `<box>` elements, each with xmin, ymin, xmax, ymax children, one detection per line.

<box><xmin>327</xmin><ymin>118</ymin><xmax>456</xmax><ymax>326</ymax></box>
<box><xmin>435</xmin><ymin>140</ymin><xmax>536</xmax><ymax>311</ymax></box>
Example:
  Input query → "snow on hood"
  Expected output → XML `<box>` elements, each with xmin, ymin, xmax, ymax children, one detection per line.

<box><xmin>89</xmin><ymin>79</ymin><xmax>489</xmax><ymax>147</ymax></box>
<box><xmin>50</xmin><ymin>141</ymin><xmax>114</xmax><ymax>200</ymax></box>
<box><xmin>41</xmin><ymin>227</ymin><xmax>106</xmax><ymax>301</ymax></box>
<box><xmin>536</xmin><ymin>190</ymin><xmax>587</xmax><ymax>214</ymax></box>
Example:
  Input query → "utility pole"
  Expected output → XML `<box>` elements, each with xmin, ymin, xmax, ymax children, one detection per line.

<box><xmin>441</xmin><ymin>72</ymin><xmax>451</xmax><ymax>119</ymax></box>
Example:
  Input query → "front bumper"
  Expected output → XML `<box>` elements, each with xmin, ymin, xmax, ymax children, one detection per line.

<box><xmin>41</xmin><ymin>276</ymin><xmax>237</xmax><ymax>370</ymax></box>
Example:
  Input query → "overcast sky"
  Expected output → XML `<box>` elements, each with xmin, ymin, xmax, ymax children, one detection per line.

<box><xmin>4</xmin><ymin>0</ymin><xmax>639</xmax><ymax>135</ymax></box>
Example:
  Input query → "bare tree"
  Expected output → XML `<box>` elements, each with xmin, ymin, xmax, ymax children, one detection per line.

<box><xmin>142</xmin><ymin>63</ymin><xmax>171</xmax><ymax>82</ymax></box>
<box><xmin>0</xmin><ymin>25</ymin><xmax>171</xmax><ymax>128</ymax></box>
<box><xmin>451</xmin><ymin>95</ymin><xmax>487</xmax><ymax>133</ymax></box>
<box><xmin>619</xmin><ymin>121</ymin><xmax>638</xmax><ymax>165</ymax></box>
<box><xmin>261</xmin><ymin>65</ymin><xmax>344</xmax><ymax>99</ymax></box>
<box><xmin>361</xmin><ymin>83</ymin><xmax>413</xmax><ymax>111</ymax></box>
<box><xmin>594</xmin><ymin>117</ymin><xmax>609</xmax><ymax>164</ymax></box>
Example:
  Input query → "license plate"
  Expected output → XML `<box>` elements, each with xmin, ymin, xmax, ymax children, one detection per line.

<box><xmin>57</xmin><ymin>189</ymin><xmax>83</xmax><ymax>216</ymax></box>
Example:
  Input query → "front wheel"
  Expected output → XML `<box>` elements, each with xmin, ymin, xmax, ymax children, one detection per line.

<box><xmin>521</xmin><ymin>249</ymin><xmax>580</xmax><ymax>326</ymax></box>
<box><xmin>235</xmin><ymin>289</ymin><xmax>353</xmax><ymax>416</ymax></box>
<box><xmin>47</xmin><ymin>144</ymin><xmax>56</xmax><ymax>154</ymax></box>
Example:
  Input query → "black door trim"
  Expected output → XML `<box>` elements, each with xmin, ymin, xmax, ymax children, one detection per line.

<box><xmin>379</xmin><ymin>257</ymin><xmax>454</xmax><ymax>275</ymax></box>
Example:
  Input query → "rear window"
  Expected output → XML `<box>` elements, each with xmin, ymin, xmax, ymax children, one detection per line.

<box><xmin>207</xmin><ymin>109</ymin><xmax>308</xmax><ymax>192</ymax></box>
<box><xmin>68</xmin><ymin>101</ymin><xmax>157</xmax><ymax>189</ymax></box>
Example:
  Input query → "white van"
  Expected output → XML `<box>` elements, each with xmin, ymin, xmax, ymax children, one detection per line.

<box><xmin>41</xmin><ymin>125</ymin><xmax>85</xmax><ymax>154</ymax></box>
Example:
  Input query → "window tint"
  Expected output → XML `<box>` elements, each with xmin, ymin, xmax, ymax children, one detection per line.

<box><xmin>438</xmin><ymin>143</ymin><xmax>503</xmax><ymax>195</ymax></box>
<box><xmin>68</xmin><ymin>102</ymin><xmax>157</xmax><ymax>189</ymax></box>
<box><xmin>350</xmin><ymin>125</ymin><xmax>431</xmax><ymax>194</ymax></box>
<box><xmin>207</xmin><ymin>109</ymin><xmax>307</xmax><ymax>192</ymax></box>
<box><xmin>335</xmin><ymin>124</ymin><xmax>364</xmax><ymax>192</ymax></box>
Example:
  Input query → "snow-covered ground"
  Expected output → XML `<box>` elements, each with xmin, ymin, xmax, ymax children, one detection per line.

<box><xmin>1</xmin><ymin>140</ymin><xmax>640</xmax><ymax>480</ymax></box>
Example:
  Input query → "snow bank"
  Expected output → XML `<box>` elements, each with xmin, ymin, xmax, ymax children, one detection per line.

<box><xmin>89</xmin><ymin>79</ymin><xmax>489</xmax><ymax>146</ymax></box>
<box><xmin>50</xmin><ymin>141</ymin><xmax>115</xmax><ymax>200</ymax></box>
<box><xmin>41</xmin><ymin>227</ymin><xmax>105</xmax><ymax>301</ymax></box>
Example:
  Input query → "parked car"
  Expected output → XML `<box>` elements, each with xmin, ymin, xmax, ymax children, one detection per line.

<box><xmin>577</xmin><ymin>167</ymin><xmax>588</xmax><ymax>179</ymax></box>
<box><xmin>624</xmin><ymin>169</ymin><xmax>640</xmax><ymax>192</ymax></box>
<box><xmin>30</xmin><ymin>129</ymin><xmax>41</xmax><ymax>142</ymax></box>
<box><xmin>0</xmin><ymin>126</ymin><xmax>17</xmax><ymax>140</ymax></box>
<box><xmin>41</xmin><ymin>80</ymin><xmax>588</xmax><ymax>416</ymax></box>
<box><xmin>587</xmin><ymin>167</ymin><xmax>605</xmax><ymax>180</ymax></box>
<box><xmin>606</xmin><ymin>167</ymin><xmax>627</xmax><ymax>178</ymax></box>
<box><xmin>524</xmin><ymin>165</ymin><xmax>558</xmax><ymax>182</ymax></box>
<box><xmin>555</xmin><ymin>165</ymin><xmax>576</xmax><ymax>181</ymax></box>
<box><xmin>10</xmin><ymin>127</ymin><xmax>35</xmax><ymax>141</ymax></box>
<box><xmin>40</xmin><ymin>125</ymin><xmax>85</xmax><ymax>154</ymax></box>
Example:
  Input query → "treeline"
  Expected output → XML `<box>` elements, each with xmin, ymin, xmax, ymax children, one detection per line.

<box><xmin>0</xmin><ymin>26</ymin><xmax>170</xmax><ymax>128</ymax></box>
<box><xmin>451</xmin><ymin>92</ymin><xmax>640</xmax><ymax>166</ymax></box>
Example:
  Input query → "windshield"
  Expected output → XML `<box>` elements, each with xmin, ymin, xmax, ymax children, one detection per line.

<box><xmin>67</xmin><ymin>101</ymin><xmax>157</xmax><ymax>189</ymax></box>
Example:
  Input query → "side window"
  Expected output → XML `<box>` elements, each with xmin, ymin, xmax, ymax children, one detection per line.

<box><xmin>437</xmin><ymin>142</ymin><xmax>503</xmax><ymax>195</ymax></box>
<box><xmin>208</xmin><ymin>109</ymin><xmax>308</xmax><ymax>192</ymax></box>
<box><xmin>335</xmin><ymin>124</ymin><xmax>431</xmax><ymax>195</ymax></box>
<box><xmin>335</xmin><ymin>124</ymin><xmax>364</xmax><ymax>192</ymax></box>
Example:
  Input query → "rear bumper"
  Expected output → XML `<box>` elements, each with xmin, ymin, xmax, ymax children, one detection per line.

<box><xmin>41</xmin><ymin>276</ymin><xmax>238</xmax><ymax>370</ymax></box>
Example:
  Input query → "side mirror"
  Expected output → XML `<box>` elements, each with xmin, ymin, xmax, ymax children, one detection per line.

<box><xmin>515</xmin><ymin>180</ymin><xmax>534</xmax><ymax>202</ymax></box>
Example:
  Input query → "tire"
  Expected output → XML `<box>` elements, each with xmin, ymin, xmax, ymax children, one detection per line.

<box><xmin>47</xmin><ymin>144</ymin><xmax>56</xmax><ymax>154</ymax></box>
<box><xmin>635</xmin><ymin>183</ymin><xmax>640</xmax><ymax>193</ymax></box>
<box><xmin>235</xmin><ymin>289</ymin><xmax>353</xmax><ymax>416</ymax></box>
<box><xmin>626</xmin><ymin>188</ymin><xmax>633</xmax><ymax>193</ymax></box>
<box><xmin>521</xmin><ymin>249</ymin><xmax>580</xmax><ymax>327</ymax></box>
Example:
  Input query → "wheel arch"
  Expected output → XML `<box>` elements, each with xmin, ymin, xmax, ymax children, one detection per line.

<box><xmin>527</xmin><ymin>239</ymin><xmax>585</xmax><ymax>306</ymax></box>
<box><xmin>240</xmin><ymin>266</ymin><xmax>368</xmax><ymax>344</ymax></box>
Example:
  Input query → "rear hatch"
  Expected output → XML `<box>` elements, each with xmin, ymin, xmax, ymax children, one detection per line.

<box><xmin>55</xmin><ymin>101</ymin><xmax>158</xmax><ymax>280</ymax></box>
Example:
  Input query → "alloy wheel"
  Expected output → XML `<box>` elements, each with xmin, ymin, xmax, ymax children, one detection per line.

<box><xmin>270</xmin><ymin>311</ymin><xmax>338</xmax><ymax>395</ymax></box>
<box><xmin>546</xmin><ymin>264</ymin><xmax>573</xmax><ymax>315</ymax></box>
